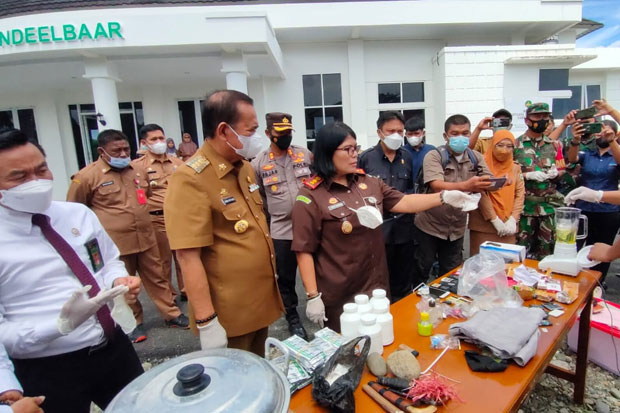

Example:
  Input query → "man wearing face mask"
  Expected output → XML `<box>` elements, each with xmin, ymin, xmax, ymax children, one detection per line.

<box><xmin>67</xmin><ymin>130</ymin><xmax>187</xmax><ymax>344</ymax></box>
<box><xmin>514</xmin><ymin>102</ymin><xmax>566</xmax><ymax>260</ymax></box>
<box><xmin>165</xmin><ymin>90</ymin><xmax>283</xmax><ymax>355</ymax></box>
<box><xmin>0</xmin><ymin>128</ymin><xmax>144</xmax><ymax>413</ymax></box>
<box><xmin>413</xmin><ymin>114</ymin><xmax>492</xmax><ymax>283</ymax></box>
<box><xmin>251</xmin><ymin>113</ymin><xmax>312</xmax><ymax>339</ymax></box>
<box><xmin>131</xmin><ymin>124</ymin><xmax>188</xmax><ymax>304</ymax></box>
<box><xmin>358</xmin><ymin>111</ymin><xmax>415</xmax><ymax>302</ymax></box>
<box><xmin>403</xmin><ymin>116</ymin><xmax>435</xmax><ymax>189</ymax></box>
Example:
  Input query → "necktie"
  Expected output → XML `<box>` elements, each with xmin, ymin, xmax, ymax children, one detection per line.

<box><xmin>31</xmin><ymin>213</ymin><xmax>116</xmax><ymax>338</ymax></box>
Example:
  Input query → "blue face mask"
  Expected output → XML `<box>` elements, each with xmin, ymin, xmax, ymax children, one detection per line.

<box><xmin>103</xmin><ymin>149</ymin><xmax>131</xmax><ymax>169</ymax></box>
<box><xmin>448</xmin><ymin>136</ymin><xmax>469</xmax><ymax>153</ymax></box>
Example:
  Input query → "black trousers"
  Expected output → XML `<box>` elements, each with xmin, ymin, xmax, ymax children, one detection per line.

<box><xmin>385</xmin><ymin>240</ymin><xmax>416</xmax><ymax>302</ymax></box>
<box><xmin>412</xmin><ymin>227</ymin><xmax>464</xmax><ymax>285</ymax></box>
<box><xmin>273</xmin><ymin>239</ymin><xmax>301</xmax><ymax>322</ymax></box>
<box><xmin>12</xmin><ymin>328</ymin><xmax>144</xmax><ymax>413</ymax></box>
<box><xmin>577</xmin><ymin>210</ymin><xmax>620</xmax><ymax>282</ymax></box>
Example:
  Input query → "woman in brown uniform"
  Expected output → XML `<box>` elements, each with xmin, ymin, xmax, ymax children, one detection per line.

<box><xmin>292</xmin><ymin>122</ymin><xmax>475</xmax><ymax>331</ymax></box>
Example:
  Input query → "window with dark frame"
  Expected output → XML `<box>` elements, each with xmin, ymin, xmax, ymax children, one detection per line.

<box><xmin>303</xmin><ymin>73</ymin><xmax>343</xmax><ymax>151</ymax></box>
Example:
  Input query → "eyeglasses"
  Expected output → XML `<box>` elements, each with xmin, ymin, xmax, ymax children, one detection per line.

<box><xmin>335</xmin><ymin>145</ymin><xmax>361</xmax><ymax>156</ymax></box>
<box><xmin>495</xmin><ymin>144</ymin><xmax>515</xmax><ymax>150</ymax></box>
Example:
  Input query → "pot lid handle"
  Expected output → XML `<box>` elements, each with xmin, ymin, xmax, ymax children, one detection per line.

<box><xmin>173</xmin><ymin>364</ymin><xmax>211</xmax><ymax>397</ymax></box>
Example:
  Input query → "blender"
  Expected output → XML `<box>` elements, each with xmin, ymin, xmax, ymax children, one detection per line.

<box><xmin>538</xmin><ymin>207</ymin><xmax>588</xmax><ymax>276</ymax></box>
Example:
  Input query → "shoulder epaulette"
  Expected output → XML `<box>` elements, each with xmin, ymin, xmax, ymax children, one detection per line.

<box><xmin>355</xmin><ymin>168</ymin><xmax>366</xmax><ymax>175</ymax></box>
<box><xmin>186</xmin><ymin>156</ymin><xmax>210</xmax><ymax>174</ymax></box>
<box><xmin>303</xmin><ymin>175</ymin><xmax>323</xmax><ymax>189</ymax></box>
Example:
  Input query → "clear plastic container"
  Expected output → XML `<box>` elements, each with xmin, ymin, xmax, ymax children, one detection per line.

<box><xmin>111</xmin><ymin>295</ymin><xmax>137</xmax><ymax>334</ymax></box>
<box><xmin>427</xmin><ymin>298</ymin><xmax>443</xmax><ymax>327</ymax></box>
<box><xmin>372</xmin><ymin>301</ymin><xmax>394</xmax><ymax>346</ymax></box>
<box><xmin>355</xmin><ymin>294</ymin><xmax>372</xmax><ymax>315</ymax></box>
<box><xmin>369</xmin><ymin>289</ymin><xmax>390</xmax><ymax>309</ymax></box>
<box><xmin>340</xmin><ymin>303</ymin><xmax>361</xmax><ymax>339</ymax></box>
<box><xmin>358</xmin><ymin>313</ymin><xmax>383</xmax><ymax>355</ymax></box>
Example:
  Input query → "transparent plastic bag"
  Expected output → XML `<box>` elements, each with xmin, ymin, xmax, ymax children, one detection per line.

<box><xmin>457</xmin><ymin>252</ymin><xmax>522</xmax><ymax>311</ymax></box>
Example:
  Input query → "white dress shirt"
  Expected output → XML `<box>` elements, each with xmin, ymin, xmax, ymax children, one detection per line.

<box><xmin>0</xmin><ymin>201</ymin><xmax>127</xmax><ymax>359</ymax></box>
<box><xmin>0</xmin><ymin>342</ymin><xmax>22</xmax><ymax>412</ymax></box>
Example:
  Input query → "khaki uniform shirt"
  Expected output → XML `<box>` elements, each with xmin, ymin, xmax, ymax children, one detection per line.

<box><xmin>164</xmin><ymin>141</ymin><xmax>283</xmax><ymax>337</ymax></box>
<box><xmin>474</xmin><ymin>137</ymin><xmax>493</xmax><ymax>154</ymax></box>
<box><xmin>415</xmin><ymin>147</ymin><xmax>491</xmax><ymax>241</ymax></box>
<box><xmin>66</xmin><ymin>158</ymin><xmax>156</xmax><ymax>256</ymax></box>
<box><xmin>251</xmin><ymin>145</ymin><xmax>313</xmax><ymax>240</ymax></box>
<box><xmin>131</xmin><ymin>152</ymin><xmax>183</xmax><ymax>212</ymax></box>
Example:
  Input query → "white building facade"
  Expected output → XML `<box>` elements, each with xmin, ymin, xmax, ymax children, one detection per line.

<box><xmin>0</xmin><ymin>0</ymin><xmax>617</xmax><ymax>198</ymax></box>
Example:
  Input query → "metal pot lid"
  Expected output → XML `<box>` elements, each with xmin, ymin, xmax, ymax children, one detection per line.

<box><xmin>105</xmin><ymin>348</ymin><xmax>290</xmax><ymax>413</ymax></box>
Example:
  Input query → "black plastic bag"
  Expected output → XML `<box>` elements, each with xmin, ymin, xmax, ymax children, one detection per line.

<box><xmin>311</xmin><ymin>335</ymin><xmax>370</xmax><ymax>413</ymax></box>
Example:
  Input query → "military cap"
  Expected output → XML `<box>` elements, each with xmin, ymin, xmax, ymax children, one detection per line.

<box><xmin>526</xmin><ymin>102</ymin><xmax>551</xmax><ymax>115</ymax></box>
<box><xmin>266</xmin><ymin>112</ymin><xmax>294</xmax><ymax>132</ymax></box>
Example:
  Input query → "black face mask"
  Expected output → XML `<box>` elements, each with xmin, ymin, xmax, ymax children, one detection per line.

<box><xmin>596</xmin><ymin>138</ymin><xmax>610</xmax><ymax>148</ymax></box>
<box><xmin>272</xmin><ymin>133</ymin><xmax>292</xmax><ymax>150</ymax></box>
<box><xmin>527</xmin><ymin>118</ymin><xmax>549</xmax><ymax>134</ymax></box>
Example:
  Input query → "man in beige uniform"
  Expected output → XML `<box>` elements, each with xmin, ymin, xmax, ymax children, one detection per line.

<box><xmin>131</xmin><ymin>124</ymin><xmax>186</xmax><ymax>301</ymax></box>
<box><xmin>67</xmin><ymin>129</ymin><xmax>188</xmax><ymax>343</ymax></box>
<box><xmin>165</xmin><ymin>90</ymin><xmax>283</xmax><ymax>356</ymax></box>
<box><xmin>252</xmin><ymin>113</ymin><xmax>312</xmax><ymax>340</ymax></box>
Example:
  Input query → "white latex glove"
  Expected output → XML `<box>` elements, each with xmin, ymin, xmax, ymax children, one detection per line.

<box><xmin>442</xmin><ymin>190</ymin><xmax>480</xmax><ymax>211</ymax></box>
<box><xmin>525</xmin><ymin>171</ymin><xmax>548</xmax><ymax>182</ymax></box>
<box><xmin>57</xmin><ymin>285</ymin><xmax>128</xmax><ymax>335</ymax></box>
<box><xmin>306</xmin><ymin>293</ymin><xmax>328</xmax><ymax>327</ymax></box>
<box><xmin>504</xmin><ymin>216</ymin><xmax>518</xmax><ymax>235</ymax></box>
<box><xmin>490</xmin><ymin>217</ymin><xmax>506</xmax><ymax>236</ymax></box>
<box><xmin>197</xmin><ymin>317</ymin><xmax>228</xmax><ymax>350</ymax></box>
<box><xmin>546</xmin><ymin>165</ymin><xmax>559</xmax><ymax>180</ymax></box>
<box><xmin>564</xmin><ymin>186</ymin><xmax>603</xmax><ymax>205</ymax></box>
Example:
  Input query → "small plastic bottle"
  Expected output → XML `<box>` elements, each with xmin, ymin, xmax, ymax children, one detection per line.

<box><xmin>417</xmin><ymin>311</ymin><xmax>433</xmax><ymax>336</ymax></box>
<box><xmin>372</xmin><ymin>301</ymin><xmax>394</xmax><ymax>346</ymax></box>
<box><xmin>111</xmin><ymin>295</ymin><xmax>136</xmax><ymax>334</ymax></box>
<box><xmin>355</xmin><ymin>294</ymin><xmax>372</xmax><ymax>315</ymax></box>
<box><xmin>369</xmin><ymin>289</ymin><xmax>390</xmax><ymax>309</ymax></box>
<box><xmin>427</xmin><ymin>298</ymin><xmax>443</xmax><ymax>327</ymax></box>
<box><xmin>340</xmin><ymin>303</ymin><xmax>361</xmax><ymax>339</ymax></box>
<box><xmin>358</xmin><ymin>313</ymin><xmax>383</xmax><ymax>355</ymax></box>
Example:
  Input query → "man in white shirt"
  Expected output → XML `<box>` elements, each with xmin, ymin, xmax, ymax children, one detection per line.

<box><xmin>0</xmin><ymin>128</ymin><xmax>143</xmax><ymax>413</ymax></box>
<box><xmin>0</xmin><ymin>344</ymin><xmax>44</xmax><ymax>413</ymax></box>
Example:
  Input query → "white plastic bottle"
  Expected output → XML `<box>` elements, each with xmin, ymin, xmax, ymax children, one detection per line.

<box><xmin>340</xmin><ymin>303</ymin><xmax>361</xmax><ymax>339</ymax></box>
<box><xmin>355</xmin><ymin>294</ymin><xmax>372</xmax><ymax>315</ymax></box>
<box><xmin>358</xmin><ymin>313</ymin><xmax>383</xmax><ymax>355</ymax></box>
<box><xmin>369</xmin><ymin>289</ymin><xmax>390</xmax><ymax>309</ymax></box>
<box><xmin>372</xmin><ymin>301</ymin><xmax>394</xmax><ymax>346</ymax></box>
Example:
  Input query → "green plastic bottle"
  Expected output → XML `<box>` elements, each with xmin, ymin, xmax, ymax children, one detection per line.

<box><xmin>418</xmin><ymin>311</ymin><xmax>433</xmax><ymax>336</ymax></box>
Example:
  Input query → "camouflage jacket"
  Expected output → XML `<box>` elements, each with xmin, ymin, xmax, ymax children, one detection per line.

<box><xmin>514</xmin><ymin>134</ymin><xmax>564</xmax><ymax>216</ymax></box>
<box><xmin>556</xmin><ymin>136</ymin><xmax>597</xmax><ymax>195</ymax></box>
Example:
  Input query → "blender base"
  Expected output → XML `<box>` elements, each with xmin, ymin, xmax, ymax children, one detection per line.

<box><xmin>538</xmin><ymin>256</ymin><xmax>582</xmax><ymax>276</ymax></box>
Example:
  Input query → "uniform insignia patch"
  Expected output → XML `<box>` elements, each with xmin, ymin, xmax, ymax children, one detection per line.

<box><xmin>262</xmin><ymin>164</ymin><xmax>275</xmax><ymax>171</ymax></box>
<box><xmin>296</xmin><ymin>195</ymin><xmax>312</xmax><ymax>204</ymax></box>
<box><xmin>186</xmin><ymin>156</ymin><xmax>210</xmax><ymax>173</ymax></box>
<box><xmin>303</xmin><ymin>175</ymin><xmax>323</xmax><ymax>189</ymax></box>
<box><xmin>356</xmin><ymin>168</ymin><xmax>366</xmax><ymax>175</ymax></box>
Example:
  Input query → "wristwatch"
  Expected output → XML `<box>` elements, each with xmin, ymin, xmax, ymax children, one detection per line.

<box><xmin>570</xmin><ymin>140</ymin><xmax>580</xmax><ymax>146</ymax></box>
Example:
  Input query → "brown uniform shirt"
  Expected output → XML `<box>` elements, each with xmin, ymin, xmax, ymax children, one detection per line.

<box><xmin>291</xmin><ymin>172</ymin><xmax>404</xmax><ymax>331</ymax></box>
<box><xmin>164</xmin><ymin>140</ymin><xmax>283</xmax><ymax>337</ymax></box>
<box><xmin>251</xmin><ymin>145</ymin><xmax>313</xmax><ymax>240</ymax></box>
<box><xmin>415</xmin><ymin>147</ymin><xmax>491</xmax><ymax>241</ymax></box>
<box><xmin>131</xmin><ymin>152</ymin><xmax>183</xmax><ymax>212</ymax></box>
<box><xmin>66</xmin><ymin>158</ymin><xmax>156</xmax><ymax>255</ymax></box>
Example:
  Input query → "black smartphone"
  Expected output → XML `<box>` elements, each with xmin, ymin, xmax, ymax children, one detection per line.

<box><xmin>487</xmin><ymin>177</ymin><xmax>507</xmax><ymax>191</ymax></box>
<box><xmin>492</xmin><ymin>118</ymin><xmax>511</xmax><ymax>128</ymax></box>
<box><xmin>582</xmin><ymin>122</ymin><xmax>602</xmax><ymax>134</ymax></box>
<box><xmin>575</xmin><ymin>106</ymin><xmax>597</xmax><ymax>120</ymax></box>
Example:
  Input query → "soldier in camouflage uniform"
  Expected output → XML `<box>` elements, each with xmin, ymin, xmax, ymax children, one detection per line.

<box><xmin>514</xmin><ymin>102</ymin><xmax>565</xmax><ymax>259</ymax></box>
<box><xmin>559</xmin><ymin>117</ymin><xmax>598</xmax><ymax>195</ymax></box>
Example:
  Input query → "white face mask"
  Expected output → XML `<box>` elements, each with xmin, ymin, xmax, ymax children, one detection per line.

<box><xmin>0</xmin><ymin>179</ymin><xmax>53</xmax><ymax>214</ymax></box>
<box><xmin>407</xmin><ymin>135</ymin><xmax>423</xmax><ymax>147</ymax></box>
<box><xmin>227</xmin><ymin>125</ymin><xmax>269</xmax><ymax>159</ymax></box>
<box><xmin>351</xmin><ymin>205</ymin><xmax>383</xmax><ymax>229</ymax></box>
<box><xmin>148</xmin><ymin>141</ymin><xmax>167</xmax><ymax>155</ymax></box>
<box><xmin>382</xmin><ymin>132</ymin><xmax>403</xmax><ymax>150</ymax></box>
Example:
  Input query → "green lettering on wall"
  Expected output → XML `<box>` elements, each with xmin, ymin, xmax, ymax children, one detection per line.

<box><xmin>11</xmin><ymin>29</ymin><xmax>24</xmax><ymax>45</ymax></box>
<box><xmin>63</xmin><ymin>24</ymin><xmax>77</xmax><ymax>41</ymax></box>
<box><xmin>78</xmin><ymin>24</ymin><xmax>93</xmax><ymax>40</ymax></box>
<box><xmin>50</xmin><ymin>25</ymin><xmax>62</xmax><ymax>41</ymax></box>
<box><xmin>94</xmin><ymin>23</ymin><xmax>109</xmax><ymax>39</ymax></box>
<box><xmin>107</xmin><ymin>22</ymin><xmax>123</xmax><ymax>39</ymax></box>
<box><xmin>0</xmin><ymin>31</ymin><xmax>10</xmax><ymax>46</ymax></box>
<box><xmin>24</xmin><ymin>27</ymin><xmax>36</xmax><ymax>43</ymax></box>
<box><xmin>37</xmin><ymin>26</ymin><xmax>50</xmax><ymax>43</ymax></box>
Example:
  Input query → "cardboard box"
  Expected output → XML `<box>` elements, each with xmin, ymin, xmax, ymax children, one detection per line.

<box><xmin>479</xmin><ymin>241</ymin><xmax>526</xmax><ymax>263</ymax></box>
<box><xmin>567</xmin><ymin>300</ymin><xmax>620</xmax><ymax>375</ymax></box>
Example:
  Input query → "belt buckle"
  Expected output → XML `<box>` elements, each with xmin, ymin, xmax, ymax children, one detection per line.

<box><xmin>88</xmin><ymin>338</ymin><xmax>109</xmax><ymax>355</ymax></box>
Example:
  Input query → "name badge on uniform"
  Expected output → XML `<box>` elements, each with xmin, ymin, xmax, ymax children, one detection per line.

<box><xmin>249</xmin><ymin>184</ymin><xmax>260</xmax><ymax>193</ymax></box>
<box><xmin>328</xmin><ymin>202</ymin><xmax>344</xmax><ymax>210</ymax></box>
<box><xmin>85</xmin><ymin>238</ymin><xmax>104</xmax><ymax>273</ymax></box>
<box><xmin>221</xmin><ymin>196</ymin><xmax>236</xmax><ymax>205</ymax></box>
<box><xmin>136</xmin><ymin>188</ymin><xmax>147</xmax><ymax>205</ymax></box>
<box><xmin>101</xmin><ymin>181</ymin><xmax>114</xmax><ymax>187</ymax></box>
